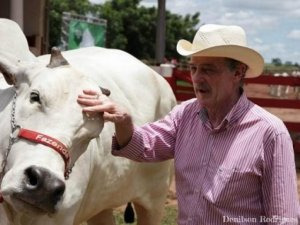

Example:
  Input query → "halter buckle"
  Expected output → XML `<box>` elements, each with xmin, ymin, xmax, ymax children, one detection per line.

<box><xmin>10</xmin><ymin>125</ymin><xmax>21</xmax><ymax>140</ymax></box>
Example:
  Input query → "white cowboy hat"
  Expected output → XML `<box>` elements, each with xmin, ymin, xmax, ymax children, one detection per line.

<box><xmin>176</xmin><ymin>24</ymin><xmax>264</xmax><ymax>78</ymax></box>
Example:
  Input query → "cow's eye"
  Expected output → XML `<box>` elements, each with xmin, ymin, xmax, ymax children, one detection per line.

<box><xmin>30</xmin><ymin>91</ymin><xmax>41</xmax><ymax>103</ymax></box>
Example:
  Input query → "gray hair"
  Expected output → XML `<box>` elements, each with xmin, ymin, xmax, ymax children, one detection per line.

<box><xmin>225</xmin><ymin>58</ymin><xmax>244</xmax><ymax>71</ymax></box>
<box><xmin>225</xmin><ymin>58</ymin><xmax>247</xmax><ymax>88</ymax></box>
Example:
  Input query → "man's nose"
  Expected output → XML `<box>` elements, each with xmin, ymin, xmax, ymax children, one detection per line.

<box><xmin>191</xmin><ymin>71</ymin><xmax>206</xmax><ymax>83</ymax></box>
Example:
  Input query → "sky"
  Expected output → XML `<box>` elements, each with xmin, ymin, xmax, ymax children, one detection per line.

<box><xmin>89</xmin><ymin>0</ymin><xmax>300</xmax><ymax>64</ymax></box>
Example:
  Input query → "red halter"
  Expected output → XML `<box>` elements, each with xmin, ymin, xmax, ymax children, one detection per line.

<box><xmin>17</xmin><ymin>128</ymin><xmax>70</xmax><ymax>169</ymax></box>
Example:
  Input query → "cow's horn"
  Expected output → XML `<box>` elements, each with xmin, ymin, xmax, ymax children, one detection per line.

<box><xmin>47</xmin><ymin>47</ymin><xmax>69</xmax><ymax>68</ymax></box>
<box><xmin>99</xmin><ymin>86</ymin><xmax>111</xmax><ymax>96</ymax></box>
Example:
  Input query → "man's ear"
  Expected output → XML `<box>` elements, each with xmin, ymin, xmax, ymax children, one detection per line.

<box><xmin>234</xmin><ymin>63</ymin><xmax>247</xmax><ymax>80</ymax></box>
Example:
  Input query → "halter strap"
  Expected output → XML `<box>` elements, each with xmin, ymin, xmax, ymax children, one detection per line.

<box><xmin>18</xmin><ymin>128</ymin><xmax>70</xmax><ymax>170</ymax></box>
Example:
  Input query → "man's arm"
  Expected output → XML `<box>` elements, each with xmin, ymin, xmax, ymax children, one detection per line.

<box><xmin>262</xmin><ymin>132</ymin><xmax>299</xmax><ymax>225</ymax></box>
<box><xmin>111</xmin><ymin>105</ymin><xmax>182</xmax><ymax>161</ymax></box>
<box><xmin>114</xmin><ymin>113</ymin><xmax>134</xmax><ymax>148</ymax></box>
<box><xmin>77</xmin><ymin>89</ymin><xmax>182</xmax><ymax>161</ymax></box>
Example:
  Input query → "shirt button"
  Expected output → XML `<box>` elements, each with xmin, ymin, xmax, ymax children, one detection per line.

<box><xmin>187</xmin><ymin>217</ymin><xmax>192</xmax><ymax>221</ymax></box>
<box><xmin>195</xmin><ymin>189</ymin><xmax>200</xmax><ymax>193</ymax></box>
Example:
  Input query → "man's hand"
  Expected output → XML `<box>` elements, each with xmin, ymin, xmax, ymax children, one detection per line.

<box><xmin>77</xmin><ymin>89</ymin><xmax>134</xmax><ymax>147</ymax></box>
<box><xmin>77</xmin><ymin>89</ymin><xmax>129</xmax><ymax>123</ymax></box>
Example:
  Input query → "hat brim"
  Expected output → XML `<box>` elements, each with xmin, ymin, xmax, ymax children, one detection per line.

<box><xmin>177</xmin><ymin>39</ymin><xmax>264</xmax><ymax>78</ymax></box>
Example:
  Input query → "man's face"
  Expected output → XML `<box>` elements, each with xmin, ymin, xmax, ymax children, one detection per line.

<box><xmin>189</xmin><ymin>56</ymin><xmax>242</xmax><ymax>109</ymax></box>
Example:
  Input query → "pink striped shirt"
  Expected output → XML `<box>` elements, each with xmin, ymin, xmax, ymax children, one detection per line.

<box><xmin>112</xmin><ymin>93</ymin><xmax>300</xmax><ymax>225</ymax></box>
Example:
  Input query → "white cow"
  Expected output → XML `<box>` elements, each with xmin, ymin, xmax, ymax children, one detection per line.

<box><xmin>0</xmin><ymin>44</ymin><xmax>176</xmax><ymax>224</ymax></box>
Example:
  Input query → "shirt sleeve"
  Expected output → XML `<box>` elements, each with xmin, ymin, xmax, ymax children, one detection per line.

<box><xmin>262</xmin><ymin>132</ymin><xmax>300</xmax><ymax>225</ymax></box>
<box><xmin>111</xmin><ymin>103</ymin><xmax>184</xmax><ymax>162</ymax></box>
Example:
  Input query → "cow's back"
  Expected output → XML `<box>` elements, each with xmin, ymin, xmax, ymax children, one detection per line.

<box><xmin>45</xmin><ymin>47</ymin><xmax>176</xmax><ymax>124</ymax></box>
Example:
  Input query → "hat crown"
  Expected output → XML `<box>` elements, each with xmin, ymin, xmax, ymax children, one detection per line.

<box><xmin>192</xmin><ymin>24</ymin><xmax>247</xmax><ymax>50</ymax></box>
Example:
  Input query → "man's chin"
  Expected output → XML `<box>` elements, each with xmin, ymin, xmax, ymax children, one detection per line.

<box><xmin>195</xmin><ymin>95</ymin><xmax>210</xmax><ymax>107</ymax></box>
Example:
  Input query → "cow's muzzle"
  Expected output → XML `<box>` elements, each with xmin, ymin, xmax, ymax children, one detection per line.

<box><xmin>12</xmin><ymin>165</ymin><xmax>65</xmax><ymax>214</ymax></box>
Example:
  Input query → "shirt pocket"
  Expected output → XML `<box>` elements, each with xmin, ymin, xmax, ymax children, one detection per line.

<box><xmin>203</xmin><ymin>167</ymin><xmax>237</xmax><ymax>206</ymax></box>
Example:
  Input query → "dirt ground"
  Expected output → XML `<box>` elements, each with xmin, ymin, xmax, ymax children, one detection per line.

<box><xmin>165</xmin><ymin>83</ymin><xmax>300</xmax><ymax>206</ymax></box>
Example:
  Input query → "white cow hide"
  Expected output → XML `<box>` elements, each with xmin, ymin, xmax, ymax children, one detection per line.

<box><xmin>0</xmin><ymin>18</ymin><xmax>36</xmax><ymax>90</ymax></box>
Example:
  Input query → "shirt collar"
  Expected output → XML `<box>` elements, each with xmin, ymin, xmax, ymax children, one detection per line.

<box><xmin>197</xmin><ymin>90</ymin><xmax>250</xmax><ymax>132</ymax></box>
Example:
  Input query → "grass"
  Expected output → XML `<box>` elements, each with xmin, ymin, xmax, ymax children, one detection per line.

<box><xmin>114</xmin><ymin>206</ymin><xmax>178</xmax><ymax>225</ymax></box>
<box><xmin>264</xmin><ymin>64</ymin><xmax>300</xmax><ymax>73</ymax></box>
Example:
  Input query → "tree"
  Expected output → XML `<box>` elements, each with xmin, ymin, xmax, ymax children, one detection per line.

<box><xmin>94</xmin><ymin>0</ymin><xmax>200</xmax><ymax>61</ymax></box>
<box><xmin>271</xmin><ymin>58</ymin><xmax>282</xmax><ymax>66</ymax></box>
<box><xmin>284</xmin><ymin>61</ymin><xmax>292</xmax><ymax>66</ymax></box>
<box><xmin>156</xmin><ymin>0</ymin><xmax>166</xmax><ymax>64</ymax></box>
<box><xmin>165</xmin><ymin>11</ymin><xmax>200</xmax><ymax>60</ymax></box>
<box><xmin>48</xmin><ymin>0</ymin><xmax>200</xmax><ymax>61</ymax></box>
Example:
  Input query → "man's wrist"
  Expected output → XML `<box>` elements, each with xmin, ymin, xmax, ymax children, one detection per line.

<box><xmin>115</xmin><ymin>114</ymin><xmax>134</xmax><ymax>148</ymax></box>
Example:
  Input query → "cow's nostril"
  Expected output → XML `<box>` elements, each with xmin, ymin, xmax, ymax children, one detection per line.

<box><xmin>24</xmin><ymin>166</ymin><xmax>42</xmax><ymax>188</ymax></box>
<box><xmin>23</xmin><ymin>166</ymin><xmax>65</xmax><ymax>199</ymax></box>
<box><xmin>20</xmin><ymin>166</ymin><xmax>66</xmax><ymax>213</ymax></box>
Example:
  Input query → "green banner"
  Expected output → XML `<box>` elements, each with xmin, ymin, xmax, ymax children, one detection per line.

<box><xmin>68</xmin><ymin>20</ymin><xmax>106</xmax><ymax>50</ymax></box>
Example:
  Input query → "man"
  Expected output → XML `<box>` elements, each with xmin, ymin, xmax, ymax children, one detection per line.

<box><xmin>77</xmin><ymin>24</ymin><xmax>299</xmax><ymax>224</ymax></box>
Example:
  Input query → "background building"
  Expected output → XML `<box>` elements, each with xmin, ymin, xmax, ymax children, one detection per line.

<box><xmin>0</xmin><ymin>0</ymin><xmax>49</xmax><ymax>55</ymax></box>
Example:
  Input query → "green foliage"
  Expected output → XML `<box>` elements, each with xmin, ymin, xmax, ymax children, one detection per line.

<box><xmin>284</xmin><ymin>61</ymin><xmax>292</xmax><ymax>66</ymax></box>
<box><xmin>264</xmin><ymin>63</ymin><xmax>300</xmax><ymax>73</ymax></box>
<box><xmin>266</xmin><ymin>57</ymin><xmax>300</xmax><ymax>73</ymax></box>
<box><xmin>93</xmin><ymin>0</ymin><xmax>199</xmax><ymax>60</ymax></box>
<box><xmin>271</xmin><ymin>58</ymin><xmax>282</xmax><ymax>66</ymax></box>
<box><xmin>48</xmin><ymin>0</ymin><xmax>200</xmax><ymax>60</ymax></box>
<box><xmin>165</xmin><ymin>12</ymin><xmax>200</xmax><ymax>59</ymax></box>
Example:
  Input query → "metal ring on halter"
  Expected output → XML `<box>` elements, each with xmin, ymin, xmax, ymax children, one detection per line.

<box><xmin>10</xmin><ymin>125</ymin><xmax>21</xmax><ymax>140</ymax></box>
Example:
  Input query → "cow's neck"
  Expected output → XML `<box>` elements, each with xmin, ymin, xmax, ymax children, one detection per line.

<box><xmin>0</xmin><ymin>88</ymin><xmax>15</xmax><ymax>171</ymax></box>
<box><xmin>70</xmin><ymin>139</ymin><xmax>91</xmax><ymax>166</ymax></box>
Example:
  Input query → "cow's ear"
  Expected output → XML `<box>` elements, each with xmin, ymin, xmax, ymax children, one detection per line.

<box><xmin>99</xmin><ymin>86</ymin><xmax>111</xmax><ymax>96</ymax></box>
<box><xmin>0</xmin><ymin>53</ymin><xmax>19</xmax><ymax>86</ymax></box>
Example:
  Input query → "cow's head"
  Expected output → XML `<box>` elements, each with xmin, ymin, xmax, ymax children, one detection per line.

<box><xmin>0</xmin><ymin>48</ymin><xmax>107</xmax><ymax>215</ymax></box>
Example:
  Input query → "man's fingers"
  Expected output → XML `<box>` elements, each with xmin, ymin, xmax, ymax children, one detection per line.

<box><xmin>82</xmin><ymin>89</ymin><xmax>99</xmax><ymax>95</ymax></box>
<box><xmin>103</xmin><ymin>112</ymin><xmax>116</xmax><ymax>122</ymax></box>
<box><xmin>78</xmin><ymin>94</ymin><xmax>99</xmax><ymax>100</ymax></box>
<box><xmin>78</xmin><ymin>89</ymin><xmax>101</xmax><ymax>100</ymax></box>
<box><xmin>77</xmin><ymin>98</ymin><xmax>100</xmax><ymax>106</ymax></box>
<box><xmin>77</xmin><ymin>91</ymin><xmax>127</xmax><ymax>124</ymax></box>
<box><xmin>82</xmin><ymin>105</ymin><xmax>106</xmax><ymax>113</ymax></box>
